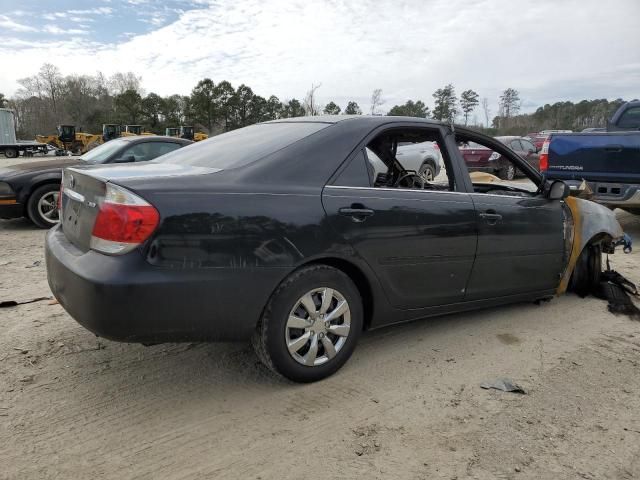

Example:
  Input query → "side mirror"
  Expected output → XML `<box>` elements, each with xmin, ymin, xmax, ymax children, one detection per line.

<box><xmin>547</xmin><ymin>180</ymin><xmax>570</xmax><ymax>200</ymax></box>
<box><xmin>114</xmin><ymin>155</ymin><xmax>136</xmax><ymax>163</ymax></box>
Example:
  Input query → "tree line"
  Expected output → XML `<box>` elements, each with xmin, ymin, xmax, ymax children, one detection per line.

<box><xmin>388</xmin><ymin>85</ymin><xmax>629</xmax><ymax>134</ymax></box>
<box><xmin>0</xmin><ymin>63</ymin><xmax>631</xmax><ymax>138</ymax></box>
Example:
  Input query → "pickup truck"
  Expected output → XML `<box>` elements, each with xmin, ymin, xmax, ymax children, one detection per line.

<box><xmin>541</xmin><ymin>101</ymin><xmax>640</xmax><ymax>213</ymax></box>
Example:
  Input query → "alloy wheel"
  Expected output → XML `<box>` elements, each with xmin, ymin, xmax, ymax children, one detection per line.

<box><xmin>285</xmin><ymin>287</ymin><xmax>351</xmax><ymax>366</ymax></box>
<box><xmin>37</xmin><ymin>191</ymin><xmax>59</xmax><ymax>224</ymax></box>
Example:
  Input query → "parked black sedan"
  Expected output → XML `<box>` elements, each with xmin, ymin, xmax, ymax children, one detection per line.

<box><xmin>45</xmin><ymin>116</ymin><xmax>623</xmax><ymax>382</ymax></box>
<box><xmin>0</xmin><ymin>136</ymin><xmax>192</xmax><ymax>228</ymax></box>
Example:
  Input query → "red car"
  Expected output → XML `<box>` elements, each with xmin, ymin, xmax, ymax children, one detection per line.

<box><xmin>459</xmin><ymin>136</ymin><xmax>540</xmax><ymax>180</ymax></box>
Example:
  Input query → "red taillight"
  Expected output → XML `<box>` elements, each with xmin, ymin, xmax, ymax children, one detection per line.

<box><xmin>92</xmin><ymin>203</ymin><xmax>159</xmax><ymax>244</ymax></box>
<box><xmin>539</xmin><ymin>139</ymin><xmax>550</xmax><ymax>171</ymax></box>
<box><xmin>90</xmin><ymin>184</ymin><xmax>159</xmax><ymax>255</ymax></box>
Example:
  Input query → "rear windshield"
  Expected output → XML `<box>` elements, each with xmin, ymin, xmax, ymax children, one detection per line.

<box><xmin>153</xmin><ymin>122</ymin><xmax>329</xmax><ymax>169</ymax></box>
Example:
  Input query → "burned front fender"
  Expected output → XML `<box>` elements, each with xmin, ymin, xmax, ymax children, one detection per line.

<box><xmin>557</xmin><ymin>197</ymin><xmax>624</xmax><ymax>294</ymax></box>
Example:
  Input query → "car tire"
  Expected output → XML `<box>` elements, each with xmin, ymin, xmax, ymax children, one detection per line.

<box><xmin>27</xmin><ymin>184</ymin><xmax>60</xmax><ymax>229</ymax></box>
<box><xmin>498</xmin><ymin>163</ymin><xmax>515</xmax><ymax>181</ymax></box>
<box><xmin>252</xmin><ymin>264</ymin><xmax>363</xmax><ymax>383</ymax></box>
<box><xmin>4</xmin><ymin>148</ymin><xmax>18</xmax><ymax>159</ymax></box>
<box><xmin>569</xmin><ymin>244</ymin><xmax>601</xmax><ymax>297</ymax></box>
<box><xmin>419</xmin><ymin>162</ymin><xmax>436</xmax><ymax>181</ymax></box>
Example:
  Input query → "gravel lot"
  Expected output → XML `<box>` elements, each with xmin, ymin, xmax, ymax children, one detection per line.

<box><xmin>1</xmin><ymin>156</ymin><xmax>640</xmax><ymax>479</ymax></box>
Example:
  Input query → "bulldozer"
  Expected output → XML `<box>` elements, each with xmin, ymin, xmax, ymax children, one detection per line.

<box><xmin>166</xmin><ymin>126</ymin><xmax>208</xmax><ymax>141</ymax></box>
<box><xmin>102</xmin><ymin>124</ymin><xmax>122</xmax><ymax>142</ymax></box>
<box><xmin>165</xmin><ymin>127</ymin><xmax>180</xmax><ymax>137</ymax></box>
<box><xmin>36</xmin><ymin>125</ymin><xmax>102</xmax><ymax>154</ymax></box>
<box><xmin>122</xmin><ymin>125</ymin><xmax>155</xmax><ymax>137</ymax></box>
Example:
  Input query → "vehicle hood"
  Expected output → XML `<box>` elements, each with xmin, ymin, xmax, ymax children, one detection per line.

<box><xmin>0</xmin><ymin>158</ymin><xmax>81</xmax><ymax>179</ymax></box>
<box><xmin>67</xmin><ymin>162</ymin><xmax>220</xmax><ymax>181</ymax></box>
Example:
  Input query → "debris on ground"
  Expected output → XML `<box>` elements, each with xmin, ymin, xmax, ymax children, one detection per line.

<box><xmin>480</xmin><ymin>378</ymin><xmax>527</xmax><ymax>394</ymax></box>
<box><xmin>595</xmin><ymin>266</ymin><xmax>640</xmax><ymax>319</ymax></box>
<box><xmin>0</xmin><ymin>297</ymin><xmax>52</xmax><ymax>308</ymax></box>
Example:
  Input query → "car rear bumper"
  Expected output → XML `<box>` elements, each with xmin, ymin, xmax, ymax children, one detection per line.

<box><xmin>0</xmin><ymin>199</ymin><xmax>23</xmax><ymax>219</ymax></box>
<box><xmin>45</xmin><ymin>225</ymin><xmax>287</xmax><ymax>343</ymax></box>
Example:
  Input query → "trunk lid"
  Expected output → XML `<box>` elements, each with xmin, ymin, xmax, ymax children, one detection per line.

<box><xmin>61</xmin><ymin>163</ymin><xmax>218</xmax><ymax>252</ymax></box>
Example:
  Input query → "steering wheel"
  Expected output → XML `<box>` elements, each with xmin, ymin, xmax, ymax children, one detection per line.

<box><xmin>393</xmin><ymin>170</ymin><xmax>426</xmax><ymax>189</ymax></box>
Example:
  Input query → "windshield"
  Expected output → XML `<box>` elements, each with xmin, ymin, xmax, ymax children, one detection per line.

<box><xmin>153</xmin><ymin>122</ymin><xmax>329</xmax><ymax>169</ymax></box>
<box><xmin>80</xmin><ymin>139</ymin><xmax>127</xmax><ymax>164</ymax></box>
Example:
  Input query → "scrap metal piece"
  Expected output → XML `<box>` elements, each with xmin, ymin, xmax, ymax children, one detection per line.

<box><xmin>480</xmin><ymin>378</ymin><xmax>527</xmax><ymax>394</ymax></box>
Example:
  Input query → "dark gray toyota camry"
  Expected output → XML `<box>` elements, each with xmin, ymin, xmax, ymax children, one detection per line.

<box><xmin>45</xmin><ymin>115</ymin><xmax>622</xmax><ymax>382</ymax></box>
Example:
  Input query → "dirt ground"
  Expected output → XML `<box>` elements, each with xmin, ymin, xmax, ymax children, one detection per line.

<box><xmin>1</xmin><ymin>157</ymin><xmax>640</xmax><ymax>479</ymax></box>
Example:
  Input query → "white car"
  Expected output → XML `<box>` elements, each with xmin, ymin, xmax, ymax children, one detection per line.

<box><xmin>367</xmin><ymin>141</ymin><xmax>443</xmax><ymax>181</ymax></box>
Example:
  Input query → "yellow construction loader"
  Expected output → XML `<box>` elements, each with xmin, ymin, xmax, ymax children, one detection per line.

<box><xmin>166</xmin><ymin>126</ymin><xmax>208</xmax><ymax>141</ymax></box>
<box><xmin>36</xmin><ymin>125</ymin><xmax>102</xmax><ymax>154</ymax></box>
<box><xmin>102</xmin><ymin>124</ymin><xmax>122</xmax><ymax>142</ymax></box>
<box><xmin>122</xmin><ymin>125</ymin><xmax>155</xmax><ymax>137</ymax></box>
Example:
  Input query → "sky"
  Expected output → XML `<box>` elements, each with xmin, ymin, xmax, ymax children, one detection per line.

<box><xmin>0</xmin><ymin>0</ymin><xmax>639</xmax><ymax>117</ymax></box>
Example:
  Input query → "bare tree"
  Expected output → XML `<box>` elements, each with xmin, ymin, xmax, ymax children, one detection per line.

<box><xmin>39</xmin><ymin>63</ymin><xmax>63</xmax><ymax>115</ymax></box>
<box><xmin>109</xmin><ymin>72</ymin><xmax>144</xmax><ymax>96</ymax></box>
<box><xmin>303</xmin><ymin>83</ymin><xmax>322</xmax><ymax>116</ymax></box>
<box><xmin>370</xmin><ymin>88</ymin><xmax>384</xmax><ymax>115</ymax></box>
<box><xmin>481</xmin><ymin>97</ymin><xmax>491</xmax><ymax>128</ymax></box>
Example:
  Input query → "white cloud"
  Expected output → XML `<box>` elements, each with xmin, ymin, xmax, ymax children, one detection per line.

<box><xmin>67</xmin><ymin>7</ymin><xmax>113</xmax><ymax>15</ymax></box>
<box><xmin>0</xmin><ymin>15</ymin><xmax>37</xmax><ymax>32</ymax></box>
<box><xmin>42</xmin><ymin>26</ymin><xmax>90</xmax><ymax>35</ymax></box>
<box><xmin>0</xmin><ymin>0</ymin><xmax>638</xmax><ymax>115</ymax></box>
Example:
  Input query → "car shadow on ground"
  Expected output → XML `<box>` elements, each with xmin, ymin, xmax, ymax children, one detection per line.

<box><xmin>0</xmin><ymin>218</ymin><xmax>37</xmax><ymax>231</ymax></box>
<box><xmin>57</xmin><ymin>298</ymin><xmax>553</xmax><ymax>400</ymax></box>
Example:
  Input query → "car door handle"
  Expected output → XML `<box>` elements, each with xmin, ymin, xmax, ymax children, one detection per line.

<box><xmin>479</xmin><ymin>210</ymin><xmax>502</xmax><ymax>224</ymax></box>
<box><xmin>339</xmin><ymin>206</ymin><xmax>374</xmax><ymax>222</ymax></box>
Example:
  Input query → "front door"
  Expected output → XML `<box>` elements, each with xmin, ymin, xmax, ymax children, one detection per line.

<box><xmin>465</xmin><ymin>193</ymin><xmax>566</xmax><ymax>300</ymax></box>
<box><xmin>459</xmin><ymin>136</ymin><xmax>566</xmax><ymax>300</ymax></box>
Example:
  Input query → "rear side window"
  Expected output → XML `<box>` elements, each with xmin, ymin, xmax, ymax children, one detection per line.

<box><xmin>618</xmin><ymin>106</ymin><xmax>640</xmax><ymax>129</ymax></box>
<box><xmin>333</xmin><ymin>150</ymin><xmax>371</xmax><ymax>187</ymax></box>
<box><xmin>154</xmin><ymin>122</ymin><xmax>329</xmax><ymax>169</ymax></box>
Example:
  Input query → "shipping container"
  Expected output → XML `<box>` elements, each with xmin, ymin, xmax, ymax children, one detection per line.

<box><xmin>0</xmin><ymin>108</ymin><xmax>17</xmax><ymax>145</ymax></box>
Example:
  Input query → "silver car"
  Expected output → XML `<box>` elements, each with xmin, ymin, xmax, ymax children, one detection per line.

<box><xmin>368</xmin><ymin>141</ymin><xmax>443</xmax><ymax>181</ymax></box>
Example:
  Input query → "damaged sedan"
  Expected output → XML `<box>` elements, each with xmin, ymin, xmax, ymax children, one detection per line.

<box><xmin>45</xmin><ymin>116</ymin><xmax>624</xmax><ymax>382</ymax></box>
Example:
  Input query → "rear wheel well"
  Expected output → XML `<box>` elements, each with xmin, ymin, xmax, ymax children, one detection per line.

<box><xmin>420</xmin><ymin>158</ymin><xmax>436</xmax><ymax>169</ymax></box>
<box><xmin>303</xmin><ymin>258</ymin><xmax>374</xmax><ymax>330</ymax></box>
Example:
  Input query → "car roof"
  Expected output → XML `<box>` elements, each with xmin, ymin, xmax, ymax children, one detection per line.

<box><xmin>265</xmin><ymin>115</ymin><xmax>446</xmax><ymax>127</ymax></box>
<box><xmin>116</xmin><ymin>135</ymin><xmax>193</xmax><ymax>145</ymax></box>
